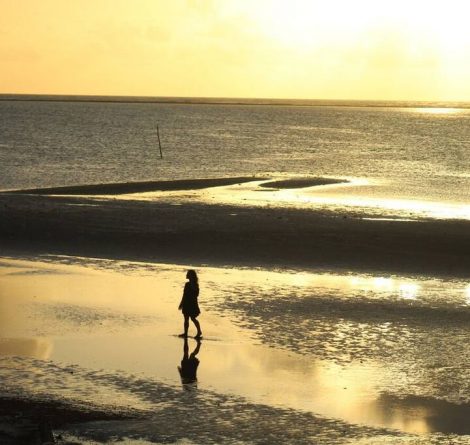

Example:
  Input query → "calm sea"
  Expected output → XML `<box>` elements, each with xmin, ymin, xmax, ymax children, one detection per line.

<box><xmin>1</xmin><ymin>96</ymin><xmax>470</xmax><ymax>212</ymax></box>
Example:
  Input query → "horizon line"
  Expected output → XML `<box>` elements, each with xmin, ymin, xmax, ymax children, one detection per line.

<box><xmin>1</xmin><ymin>93</ymin><xmax>469</xmax><ymax>109</ymax></box>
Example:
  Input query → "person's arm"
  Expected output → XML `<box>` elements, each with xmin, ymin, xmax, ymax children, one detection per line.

<box><xmin>178</xmin><ymin>283</ymin><xmax>188</xmax><ymax>310</ymax></box>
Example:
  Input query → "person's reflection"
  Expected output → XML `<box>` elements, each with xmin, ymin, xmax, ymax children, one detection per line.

<box><xmin>178</xmin><ymin>337</ymin><xmax>201</xmax><ymax>389</ymax></box>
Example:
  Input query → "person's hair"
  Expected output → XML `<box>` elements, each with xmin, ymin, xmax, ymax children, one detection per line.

<box><xmin>187</xmin><ymin>269</ymin><xmax>198</xmax><ymax>284</ymax></box>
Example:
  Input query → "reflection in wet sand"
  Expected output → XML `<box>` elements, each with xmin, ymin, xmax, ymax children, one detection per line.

<box><xmin>210</xmin><ymin>343</ymin><xmax>469</xmax><ymax>434</ymax></box>
<box><xmin>178</xmin><ymin>337</ymin><xmax>201</xmax><ymax>389</ymax></box>
<box><xmin>0</xmin><ymin>256</ymin><xmax>469</xmax><ymax>438</ymax></box>
<box><xmin>374</xmin><ymin>394</ymin><xmax>470</xmax><ymax>435</ymax></box>
<box><xmin>465</xmin><ymin>286</ymin><xmax>470</xmax><ymax>306</ymax></box>
<box><xmin>0</xmin><ymin>338</ymin><xmax>52</xmax><ymax>360</ymax></box>
<box><xmin>398</xmin><ymin>283</ymin><xmax>419</xmax><ymax>300</ymax></box>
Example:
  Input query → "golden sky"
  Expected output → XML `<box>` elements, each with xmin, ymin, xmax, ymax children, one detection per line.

<box><xmin>2</xmin><ymin>0</ymin><xmax>470</xmax><ymax>100</ymax></box>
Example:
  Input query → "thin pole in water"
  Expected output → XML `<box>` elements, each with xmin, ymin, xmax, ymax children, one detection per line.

<box><xmin>157</xmin><ymin>124</ymin><xmax>163</xmax><ymax>159</ymax></box>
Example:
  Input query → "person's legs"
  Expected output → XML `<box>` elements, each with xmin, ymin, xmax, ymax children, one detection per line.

<box><xmin>180</xmin><ymin>315</ymin><xmax>189</xmax><ymax>337</ymax></box>
<box><xmin>191</xmin><ymin>316</ymin><xmax>202</xmax><ymax>337</ymax></box>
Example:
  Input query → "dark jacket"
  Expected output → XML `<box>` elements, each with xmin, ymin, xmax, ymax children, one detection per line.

<box><xmin>179</xmin><ymin>281</ymin><xmax>200</xmax><ymax>317</ymax></box>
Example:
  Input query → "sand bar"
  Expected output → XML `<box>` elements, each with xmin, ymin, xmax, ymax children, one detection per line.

<box><xmin>260</xmin><ymin>177</ymin><xmax>346</xmax><ymax>189</ymax></box>
<box><xmin>7</xmin><ymin>176</ymin><xmax>265</xmax><ymax>195</ymax></box>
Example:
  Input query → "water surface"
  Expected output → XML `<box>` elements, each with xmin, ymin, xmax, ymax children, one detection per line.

<box><xmin>1</xmin><ymin>256</ymin><xmax>469</xmax><ymax>442</ymax></box>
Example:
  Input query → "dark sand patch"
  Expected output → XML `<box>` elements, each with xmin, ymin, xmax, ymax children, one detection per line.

<box><xmin>2</xmin><ymin>193</ymin><xmax>470</xmax><ymax>278</ymax></box>
<box><xmin>6</xmin><ymin>176</ymin><xmax>265</xmax><ymax>196</ymax></box>
<box><xmin>0</xmin><ymin>397</ymin><xmax>131</xmax><ymax>445</ymax></box>
<box><xmin>0</xmin><ymin>392</ymin><xmax>391</xmax><ymax>445</ymax></box>
<box><xmin>260</xmin><ymin>177</ymin><xmax>347</xmax><ymax>189</ymax></box>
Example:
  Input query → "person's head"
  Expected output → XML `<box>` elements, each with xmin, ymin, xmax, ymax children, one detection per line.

<box><xmin>186</xmin><ymin>269</ymin><xmax>198</xmax><ymax>283</ymax></box>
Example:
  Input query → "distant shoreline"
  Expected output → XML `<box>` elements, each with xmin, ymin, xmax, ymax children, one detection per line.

<box><xmin>1</xmin><ymin>94</ymin><xmax>469</xmax><ymax>109</ymax></box>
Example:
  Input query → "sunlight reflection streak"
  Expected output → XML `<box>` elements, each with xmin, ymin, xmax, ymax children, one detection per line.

<box><xmin>410</xmin><ymin>108</ymin><xmax>466</xmax><ymax>115</ymax></box>
<box><xmin>398</xmin><ymin>284</ymin><xmax>420</xmax><ymax>300</ymax></box>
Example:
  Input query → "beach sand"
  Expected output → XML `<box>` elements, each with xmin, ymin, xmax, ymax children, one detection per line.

<box><xmin>1</xmin><ymin>178</ymin><xmax>470</xmax><ymax>278</ymax></box>
<box><xmin>1</xmin><ymin>178</ymin><xmax>470</xmax><ymax>444</ymax></box>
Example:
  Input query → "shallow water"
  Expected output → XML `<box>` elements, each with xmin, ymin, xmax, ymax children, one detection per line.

<box><xmin>1</xmin><ymin>256</ymin><xmax>469</xmax><ymax>443</ymax></box>
<box><xmin>2</xmin><ymin>100</ymin><xmax>470</xmax><ymax>212</ymax></box>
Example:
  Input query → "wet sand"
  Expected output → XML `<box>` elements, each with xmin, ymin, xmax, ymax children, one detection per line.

<box><xmin>1</xmin><ymin>178</ymin><xmax>470</xmax><ymax>443</ymax></box>
<box><xmin>1</xmin><ymin>257</ymin><xmax>469</xmax><ymax>443</ymax></box>
<box><xmin>1</xmin><ymin>181</ymin><xmax>470</xmax><ymax>278</ymax></box>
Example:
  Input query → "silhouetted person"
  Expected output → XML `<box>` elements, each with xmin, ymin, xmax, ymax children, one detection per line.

<box><xmin>178</xmin><ymin>337</ymin><xmax>201</xmax><ymax>387</ymax></box>
<box><xmin>178</xmin><ymin>269</ymin><xmax>203</xmax><ymax>338</ymax></box>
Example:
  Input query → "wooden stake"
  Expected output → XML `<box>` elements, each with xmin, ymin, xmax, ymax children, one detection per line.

<box><xmin>157</xmin><ymin>124</ymin><xmax>163</xmax><ymax>159</ymax></box>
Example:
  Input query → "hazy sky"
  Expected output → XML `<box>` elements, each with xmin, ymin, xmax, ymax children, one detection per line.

<box><xmin>2</xmin><ymin>0</ymin><xmax>470</xmax><ymax>100</ymax></box>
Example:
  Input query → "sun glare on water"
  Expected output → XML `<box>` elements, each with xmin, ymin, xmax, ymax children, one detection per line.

<box><xmin>412</xmin><ymin>108</ymin><xmax>466</xmax><ymax>115</ymax></box>
<box><xmin>465</xmin><ymin>286</ymin><xmax>470</xmax><ymax>305</ymax></box>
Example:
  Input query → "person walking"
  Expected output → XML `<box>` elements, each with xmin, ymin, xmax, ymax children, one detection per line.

<box><xmin>178</xmin><ymin>270</ymin><xmax>203</xmax><ymax>338</ymax></box>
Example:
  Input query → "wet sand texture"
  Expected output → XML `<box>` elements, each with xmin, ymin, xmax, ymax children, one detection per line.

<box><xmin>0</xmin><ymin>358</ymin><xmax>402</xmax><ymax>445</ymax></box>
<box><xmin>1</xmin><ymin>193</ymin><xmax>470</xmax><ymax>278</ymax></box>
<box><xmin>0</xmin><ymin>397</ymin><xmax>129</xmax><ymax>445</ymax></box>
<box><xmin>1</xmin><ymin>257</ymin><xmax>470</xmax><ymax>442</ymax></box>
